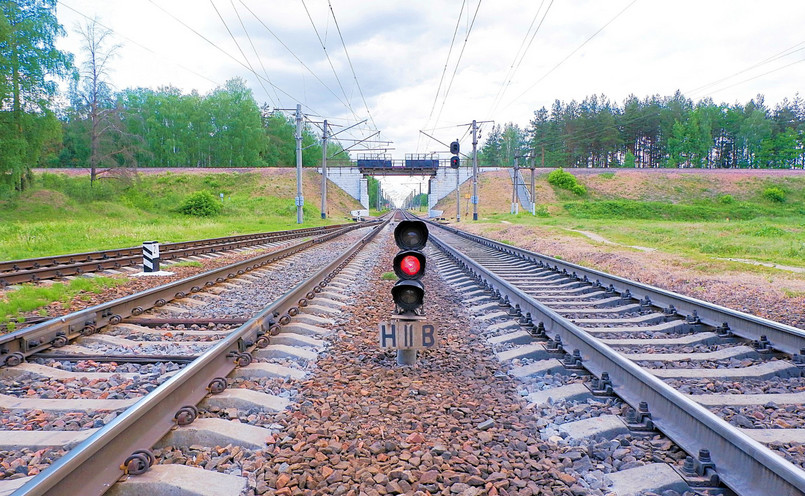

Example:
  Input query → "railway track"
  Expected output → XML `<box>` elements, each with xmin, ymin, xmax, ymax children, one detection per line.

<box><xmin>425</xmin><ymin>218</ymin><xmax>805</xmax><ymax>495</ymax></box>
<box><xmin>2</xmin><ymin>212</ymin><xmax>804</xmax><ymax>495</ymax></box>
<box><xmin>0</xmin><ymin>221</ymin><xmax>384</xmax><ymax>495</ymax></box>
<box><xmin>0</xmin><ymin>223</ymin><xmax>368</xmax><ymax>287</ymax></box>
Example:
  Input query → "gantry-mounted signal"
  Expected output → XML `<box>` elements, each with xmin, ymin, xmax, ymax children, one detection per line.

<box><xmin>391</xmin><ymin>220</ymin><xmax>429</xmax><ymax>313</ymax></box>
<box><xmin>450</xmin><ymin>140</ymin><xmax>460</xmax><ymax>169</ymax></box>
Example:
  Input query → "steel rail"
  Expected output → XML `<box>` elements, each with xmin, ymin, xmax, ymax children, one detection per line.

<box><xmin>0</xmin><ymin>224</ymin><xmax>364</xmax><ymax>367</ymax></box>
<box><xmin>0</xmin><ymin>222</ymin><xmax>376</xmax><ymax>286</ymax></box>
<box><xmin>429</xmin><ymin>226</ymin><xmax>805</xmax><ymax>495</ymax></box>
<box><xmin>430</xmin><ymin>222</ymin><xmax>805</xmax><ymax>355</ymax></box>
<box><xmin>13</xmin><ymin>219</ymin><xmax>388</xmax><ymax>496</ymax></box>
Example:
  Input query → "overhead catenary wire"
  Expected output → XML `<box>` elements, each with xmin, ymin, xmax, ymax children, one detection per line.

<box><xmin>300</xmin><ymin>0</ymin><xmax>359</xmax><ymax>122</ymax></box>
<box><xmin>145</xmin><ymin>0</ymin><xmax>318</xmax><ymax>114</ymax></box>
<box><xmin>234</xmin><ymin>0</ymin><xmax>355</xmax><ymax>116</ymax></box>
<box><xmin>327</xmin><ymin>0</ymin><xmax>378</xmax><ymax>133</ymax></box>
<box><xmin>687</xmin><ymin>39</ymin><xmax>805</xmax><ymax>98</ymax></box>
<box><xmin>420</xmin><ymin>0</ymin><xmax>467</xmax><ymax>152</ymax></box>
<box><xmin>61</xmin><ymin>0</ymin><xmax>378</xmax><ymax>167</ymax></box>
<box><xmin>57</xmin><ymin>0</ymin><xmax>223</xmax><ymax>88</ymax></box>
<box><xmin>229</xmin><ymin>0</ymin><xmax>282</xmax><ymax>107</ymax></box>
<box><xmin>487</xmin><ymin>0</ymin><xmax>554</xmax><ymax>118</ymax></box>
<box><xmin>502</xmin><ymin>0</ymin><xmax>640</xmax><ymax>112</ymax></box>
<box><xmin>430</xmin><ymin>0</ymin><xmax>483</xmax><ymax>134</ymax></box>
<box><xmin>209</xmin><ymin>0</ymin><xmax>275</xmax><ymax>106</ymax></box>
<box><xmin>699</xmin><ymin>56</ymin><xmax>805</xmax><ymax>99</ymax></box>
<box><xmin>234</xmin><ymin>0</ymin><xmax>380</xmax><ymax>145</ymax></box>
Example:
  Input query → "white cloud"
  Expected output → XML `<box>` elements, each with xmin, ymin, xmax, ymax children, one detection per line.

<box><xmin>56</xmin><ymin>0</ymin><xmax>805</xmax><ymax>166</ymax></box>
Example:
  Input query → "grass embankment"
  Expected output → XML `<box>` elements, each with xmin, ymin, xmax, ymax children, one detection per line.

<box><xmin>440</xmin><ymin>169</ymin><xmax>805</xmax><ymax>270</ymax></box>
<box><xmin>0</xmin><ymin>170</ymin><xmax>362</xmax><ymax>260</ymax></box>
<box><xmin>0</xmin><ymin>169</ymin><xmax>363</xmax><ymax>326</ymax></box>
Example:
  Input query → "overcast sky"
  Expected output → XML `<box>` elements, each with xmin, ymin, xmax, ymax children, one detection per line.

<box><xmin>55</xmin><ymin>0</ymin><xmax>805</xmax><ymax>202</ymax></box>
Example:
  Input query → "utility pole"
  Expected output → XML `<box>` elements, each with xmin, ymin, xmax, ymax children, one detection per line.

<box><xmin>295</xmin><ymin>104</ymin><xmax>303</xmax><ymax>224</ymax></box>
<box><xmin>472</xmin><ymin>119</ymin><xmax>478</xmax><ymax>220</ymax></box>
<box><xmin>530</xmin><ymin>165</ymin><xmax>536</xmax><ymax>215</ymax></box>
<box><xmin>320</xmin><ymin>119</ymin><xmax>328</xmax><ymax>220</ymax></box>
<box><xmin>456</xmin><ymin>169</ymin><xmax>461</xmax><ymax>222</ymax></box>
<box><xmin>511</xmin><ymin>156</ymin><xmax>519</xmax><ymax>215</ymax></box>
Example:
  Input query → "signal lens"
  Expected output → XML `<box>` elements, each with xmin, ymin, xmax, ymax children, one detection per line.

<box><xmin>400</xmin><ymin>230</ymin><xmax>422</xmax><ymax>249</ymax></box>
<box><xmin>398</xmin><ymin>287</ymin><xmax>419</xmax><ymax>305</ymax></box>
<box><xmin>400</xmin><ymin>255</ymin><xmax>421</xmax><ymax>277</ymax></box>
<box><xmin>391</xmin><ymin>279</ymin><xmax>425</xmax><ymax>311</ymax></box>
<box><xmin>394</xmin><ymin>221</ymin><xmax>428</xmax><ymax>250</ymax></box>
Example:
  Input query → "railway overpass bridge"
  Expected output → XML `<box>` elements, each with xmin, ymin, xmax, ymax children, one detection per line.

<box><xmin>319</xmin><ymin>165</ymin><xmax>478</xmax><ymax>215</ymax></box>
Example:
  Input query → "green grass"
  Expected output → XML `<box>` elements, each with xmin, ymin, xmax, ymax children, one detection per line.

<box><xmin>381</xmin><ymin>272</ymin><xmax>397</xmax><ymax>281</ymax></box>
<box><xmin>560</xmin><ymin>198</ymin><xmax>803</xmax><ymax>222</ymax></box>
<box><xmin>463</xmin><ymin>174</ymin><xmax>805</xmax><ymax>276</ymax></box>
<box><xmin>169</xmin><ymin>260</ymin><xmax>204</xmax><ymax>268</ymax></box>
<box><xmin>0</xmin><ymin>172</ymin><xmax>352</xmax><ymax>260</ymax></box>
<box><xmin>1</xmin><ymin>276</ymin><xmax>127</xmax><ymax>326</ymax></box>
<box><xmin>480</xmin><ymin>214</ymin><xmax>805</xmax><ymax>270</ymax></box>
<box><xmin>477</xmin><ymin>187</ymin><xmax>805</xmax><ymax>270</ymax></box>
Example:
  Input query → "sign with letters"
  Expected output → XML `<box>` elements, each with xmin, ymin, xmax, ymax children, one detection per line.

<box><xmin>378</xmin><ymin>320</ymin><xmax>438</xmax><ymax>350</ymax></box>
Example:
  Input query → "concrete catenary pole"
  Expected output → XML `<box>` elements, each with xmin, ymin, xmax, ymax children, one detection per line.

<box><xmin>320</xmin><ymin>119</ymin><xmax>328</xmax><ymax>220</ymax></box>
<box><xmin>511</xmin><ymin>156</ymin><xmax>518</xmax><ymax>215</ymax></box>
<box><xmin>456</xmin><ymin>167</ymin><xmax>461</xmax><ymax>222</ymax></box>
<box><xmin>295</xmin><ymin>104</ymin><xmax>303</xmax><ymax>224</ymax></box>
<box><xmin>472</xmin><ymin>119</ymin><xmax>478</xmax><ymax>221</ymax></box>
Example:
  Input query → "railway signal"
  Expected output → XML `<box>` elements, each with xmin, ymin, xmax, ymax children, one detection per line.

<box><xmin>380</xmin><ymin>219</ymin><xmax>438</xmax><ymax>365</ymax></box>
<box><xmin>450</xmin><ymin>140</ymin><xmax>460</xmax><ymax>169</ymax></box>
<box><xmin>391</xmin><ymin>220</ymin><xmax>428</xmax><ymax>313</ymax></box>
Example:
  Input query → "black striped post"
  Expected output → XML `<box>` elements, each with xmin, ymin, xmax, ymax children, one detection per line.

<box><xmin>143</xmin><ymin>241</ymin><xmax>160</xmax><ymax>273</ymax></box>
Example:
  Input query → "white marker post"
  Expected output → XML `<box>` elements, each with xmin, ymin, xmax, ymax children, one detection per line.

<box><xmin>142</xmin><ymin>241</ymin><xmax>160</xmax><ymax>273</ymax></box>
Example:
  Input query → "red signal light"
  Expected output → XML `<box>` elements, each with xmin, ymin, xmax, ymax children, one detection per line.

<box><xmin>400</xmin><ymin>255</ymin><xmax>421</xmax><ymax>276</ymax></box>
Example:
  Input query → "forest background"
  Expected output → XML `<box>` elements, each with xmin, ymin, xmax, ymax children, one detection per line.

<box><xmin>2</xmin><ymin>1</ymin><xmax>804</xmax><ymax>197</ymax></box>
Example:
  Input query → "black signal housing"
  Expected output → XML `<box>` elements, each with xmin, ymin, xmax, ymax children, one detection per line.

<box><xmin>391</xmin><ymin>220</ymin><xmax>429</xmax><ymax>314</ymax></box>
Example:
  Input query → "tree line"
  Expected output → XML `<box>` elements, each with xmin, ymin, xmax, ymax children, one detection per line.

<box><xmin>0</xmin><ymin>2</ymin><xmax>343</xmax><ymax>194</ymax></box>
<box><xmin>3</xmin><ymin>2</ymin><xmax>804</xmax><ymax>198</ymax></box>
<box><xmin>480</xmin><ymin>92</ymin><xmax>805</xmax><ymax>169</ymax></box>
<box><xmin>58</xmin><ymin>80</ymin><xmax>340</xmax><ymax>171</ymax></box>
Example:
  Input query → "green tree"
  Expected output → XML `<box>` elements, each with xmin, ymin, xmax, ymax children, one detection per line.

<box><xmin>528</xmin><ymin>106</ymin><xmax>556</xmax><ymax>167</ymax></box>
<box><xmin>262</xmin><ymin>110</ymin><xmax>295</xmax><ymax>167</ymax></box>
<box><xmin>623</xmin><ymin>150</ymin><xmax>636</xmax><ymax>168</ymax></box>
<box><xmin>737</xmin><ymin>98</ymin><xmax>773</xmax><ymax>167</ymax></box>
<box><xmin>0</xmin><ymin>0</ymin><xmax>72</xmax><ymax>192</ymax></box>
<box><xmin>203</xmin><ymin>78</ymin><xmax>264</xmax><ymax>167</ymax></box>
<box><xmin>71</xmin><ymin>18</ymin><xmax>141</xmax><ymax>183</ymax></box>
<box><xmin>479</xmin><ymin>124</ymin><xmax>503</xmax><ymax>166</ymax></box>
<box><xmin>500</xmin><ymin>122</ymin><xmax>526</xmax><ymax>167</ymax></box>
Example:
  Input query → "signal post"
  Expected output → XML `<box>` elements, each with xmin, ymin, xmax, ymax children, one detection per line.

<box><xmin>379</xmin><ymin>220</ymin><xmax>438</xmax><ymax>365</ymax></box>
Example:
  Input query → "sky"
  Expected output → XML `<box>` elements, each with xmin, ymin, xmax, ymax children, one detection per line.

<box><xmin>54</xmin><ymin>0</ymin><xmax>805</xmax><ymax>204</ymax></box>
